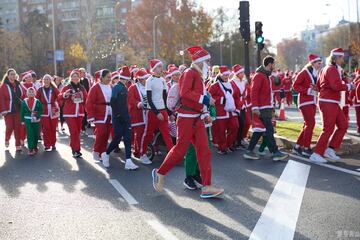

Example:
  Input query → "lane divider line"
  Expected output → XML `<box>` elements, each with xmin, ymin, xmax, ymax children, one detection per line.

<box><xmin>109</xmin><ymin>179</ymin><xmax>138</xmax><ymax>205</ymax></box>
<box><xmin>147</xmin><ymin>220</ymin><xmax>179</xmax><ymax>240</ymax></box>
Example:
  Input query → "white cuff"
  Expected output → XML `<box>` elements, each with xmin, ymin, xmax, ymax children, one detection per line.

<box><xmin>198</xmin><ymin>95</ymin><xmax>204</xmax><ymax>104</ymax></box>
<box><xmin>87</xmin><ymin>117</ymin><xmax>95</xmax><ymax>122</ymax></box>
<box><xmin>307</xmin><ymin>88</ymin><xmax>313</xmax><ymax>95</ymax></box>
<box><xmin>220</xmin><ymin>97</ymin><xmax>224</xmax><ymax>104</ymax></box>
<box><xmin>21</xmin><ymin>122</ymin><xmax>25</xmax><ymax>125</ymax></box>
<box><xmin>347</xmin><ymin>84</ymin><xmax>352</xmax><ymax>91</ymax></box>
<box><xmin>63</xmin><ymin>92</ymin><xmax>69</xmax><ymax>99</ymax></box>
<box><xmin>137</xmin><ymin>102</ymin><xmax>143</xmax><ymax>108</ymax></box>
<box><xmin>252</xmin><ymin>106</ymin><xmax>259</xmax><ymax>110</ymax></box>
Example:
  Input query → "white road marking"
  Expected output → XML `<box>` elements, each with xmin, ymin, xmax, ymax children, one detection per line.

<box><xmin>147</xmin><ymin>220</ymin><xmax>179</xmax><ymax>240</ymax></box>
<box><xmin>109</xmin><ymin>179</ymin><xmax>138</xmax><ymax>205</ymax></box>
<box><xmin>249</xmin><ymin>160</ymin><xmax>310</xmax><ymax>240</ymax></box>
<box><xmin>356</xmin><ymin>168</ymin><xmax>360</xmax><ymax>172</ymax></box>
<box><xmin>289</xmin><ymin>153</ymin><xmax>360</xmax><ymax>177</ymax></box>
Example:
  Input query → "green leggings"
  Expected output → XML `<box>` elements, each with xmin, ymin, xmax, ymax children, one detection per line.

<box><xmin>26</xmin><ymin>122</ymin><xmax>40</xmax><ymax>150</ymax></box>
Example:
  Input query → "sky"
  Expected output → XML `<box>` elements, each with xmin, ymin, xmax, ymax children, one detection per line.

<box><xmin>196</xmin><ymin>0</ymin><xmax>359</xmax><ymax>44</ymax></box>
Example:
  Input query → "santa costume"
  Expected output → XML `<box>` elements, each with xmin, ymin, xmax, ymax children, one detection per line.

<box><xmin>86</xmin><ymin>69</ymin><xmax>113</xmax><ymax>161</ymax></box>
<box><xmin>20</xmin><ymin>71</ymin><xmax>36</xmax><ymax>145</ymax></box>
<box><xmin>36</xmin><ymin>74</ymin><xmax>60</xmax><ymax>151</ymax></box>
<box><xmin>310</xmin><ymin>48</ymin><xmax>353</xmax><ymax>163</ymax></box>
<box><xmin>281</xmin><ymin>73</ymin><xmax>293</xmax><ymax>106</ymax></box>
<box><xmin>349</xmin><ymin>68</ymin><xmax>360</xmax><ymax>134</ymax></box>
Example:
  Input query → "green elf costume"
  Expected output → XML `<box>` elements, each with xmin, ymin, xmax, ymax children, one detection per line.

<box><xmin>20</xmin><ymin>88</ymin><xmax>43</xmax><ymax>155</ymax></box>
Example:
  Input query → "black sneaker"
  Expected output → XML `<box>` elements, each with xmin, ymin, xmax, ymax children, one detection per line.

<box><xmin>292</xmin><ymin>146</ymin><xmax>303</xmax><ymax>156</ymax></box>
<box><xmin>243</xmin><ymin>150</ymin><xmax>260</xmax><ymax>160</ymax></box>
<box><xmin>302</xmin><ymin>148</ymin><xmax>313</xmax><ymax>158</ymax></box>
<box><xmin>192</xmin><ymin>172</ymin><xmax>203</xmax><ymax>187</ymax></box>
<box><xmin>114</xmin><ymin>146</ymin><xmax>121</xmax><ymax>153</ymax></box>
<box><xmin>227</xmin><ymin>147</ymin><xmax>236</xmax><ymax>153</ymax></box>
<box><xmin>77</xmin><ymin>151</ymin><xmax>82</xmax><ymax>157</ymax></box>
<box><xmin>236</xmin><ymin>144</ymin><xmax>246</xmax><ymax>150</ymax></box>
<box><xmin>52</xmin><ymin>146</ymin><xmax>56</xmax><ymax>151</ymax></box>
<box><xmin>272</xmin><ymin>151</ymin><xmax>289</xmax><ymax>162</ymax></box>
<box><xmin>217</xmin><ymin>150</ymin><xmax>227</xmax><ymax>155</ymax></box>
<box><xmin>183</xmin><ymin>176</ymin><xmax>197</xmax><ymax>190</ymax></box>
<box><xmin>44</xmin><ymin>147</ymin><xmax>52</xmax><ymax>152</ymax></box>
<box><xmin>72</xmin><ymin>151</ymin><xmax>81</xmax><ymax>158</ymax></box>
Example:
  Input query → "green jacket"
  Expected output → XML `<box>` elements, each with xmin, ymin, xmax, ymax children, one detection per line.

<box><xmin>20</xmin><ymin>98</ymin><xmax>43</xmax><ymax>124</ymax></box>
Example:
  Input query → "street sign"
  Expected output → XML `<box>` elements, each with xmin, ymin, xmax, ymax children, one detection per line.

<box><xmin>47</xmin><ymin>50</ymin><xmax>54</xmax><ymax>63</ymax></box>
<box><xmin>55</xmin><ymin>50</ymin><xmax>64</xmax><ymax>62</ymax></box>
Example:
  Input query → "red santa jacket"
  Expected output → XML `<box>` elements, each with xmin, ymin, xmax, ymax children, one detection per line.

<box><xmin>128</xmin><ymin>83</ymin><xmax>146</xmax><ymax>126</ymax></box>
<box><xmin>271</xmin><ymin>76</ymin><xmax>282</xmax><ymax>93</ymax></box>
<box><xmin>0</xmin><ymin>80</ymin><xmax>24</xmax><ymax>115</ymax></box>
<box><xmin>252</xmin><ymin>113</ymin><xmax>266</xmax><ymax>132</ymax></box>
<box><xmin>230</xmin><ymin>78</ymin><xmax>246</xmax><ymax>110</ymax></box>
<box><xmin>86</xmin><ymin>83</ymin><xmax>112</xmax><ymax>123</ymax></box>
<box><xmin>317</xmin><ymin>64</ymin><xmax>350</xmax><ymax>105</ymax></box>
<box><xmin>281</xmin><ymin>76</ymin><xmax>292</xmax><ymax>92</ymax></box>
<box><xmin>36</xmin><ymin>85</ymin><xmax>60</xmax><ymax>119</ymax></box>
<box><xmin>177</xmin><ymin>67</ymin><xmax>208</xmax><ymax>118</ymax></box>
<box><xmin>209</xmin><ymin>79</ymin><xmax>242</xmax><ymax>119</ymax></box>
<box><xmin>293</xmin><ymin>66</ymin><xmax>318</xmax><ymax>108</ymax></box>
<box><xmin>343</xmin><ymin>76</ymin><xmax>352</xmax><ymax>107</ymax></box>
<box><xmin>349</xmin><ymin>77</ymin><xmax>360</xmax><ymax>107</ymax></box>
<box><xmin>58</xmin><ymin>83</ymin><xmax>87</xmax><ymax>118</ymax></box>
<box><xmin>251</xmin><ymin>68</ymin><xmax>273</xmax><ymax>110</ymax></box>
<box><xmin>20</xmin><ymin>82</ymin><xmax>36</xmax><ymax>94</ymax></box>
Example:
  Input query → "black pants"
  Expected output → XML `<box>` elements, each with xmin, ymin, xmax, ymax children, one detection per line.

<box><xmin>106</xmin><ymin>118</ymin><xmax>131</xmax><ymax>159</ymax></box>
<box><xmin>237</xmin><ymin>109</ymin><xmax>246</xmax><ymax>143</ymax></box>
<box><xmin>248</xmin><ymin>109</ymin><xmax>278</xmax><ymax>153</ymax></box>
<box><xmin>81</xmin><ymin>112</ymin><xmax>88</xmax><ymax>131</ymax></box>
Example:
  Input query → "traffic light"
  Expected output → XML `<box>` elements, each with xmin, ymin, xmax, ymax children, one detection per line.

<box><xmin>255</xmin><ymin>21</ymin><xmax>264</xmax><ymax>44</ymax></box>
<box><xmin>239</xmin><ymin>1</ymin><xmax>250</xmax><ymax>41</ymax></box>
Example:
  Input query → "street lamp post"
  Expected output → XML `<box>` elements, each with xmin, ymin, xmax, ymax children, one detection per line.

<box><xmin>51</xmin><ymin>0</ymin><xmax>57</xmax><ymax>75</ymax></box>
<box><xmin>152</xmin><ymin>14</ymin><xmax>163</xmax><ymax>59</ymax></box>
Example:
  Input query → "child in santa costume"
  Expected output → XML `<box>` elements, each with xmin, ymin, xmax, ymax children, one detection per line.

<box><xmin>310</xmin><ymin>48</ymin><xmax>355</xmax><ymax>163</ymax></box>
<box><xmin>209</xmin><ymin>65</ymin><xmax>240</xmax><ymax>155</ymax></box>
<box><xmin>100</xmin><ymin>67</ymin><xmax>139</xmax><ymax>170</ymax></box>
<box><xmin>0</xmin><ymin>69</ymin><xmax>24</xmax><ymax>151</ymax></box>
<box><xmin>152</xmin><ymin>45</ymin><xmax>224</xmax><ymax>199</ymax></box>
<box><xmin>20</xmin><ymin>87</ymin><xmax>43</xmax><ymax>156</ymax></box>
<box><xmin>139</xmin><ymin>59</ymin><xmax>174</xmax><ymax>165</ymax></box>
<box><xmin>86</xmin><ymin>69</ymin><xmax>113</xmax><ymax>162</ymax></box>
<box><xmin>36</xmin><ymin>74</ymin><xmax>60</xmax><ymax>151</ymax></box>
<box><xmin>58</xmin><ymin>69</ymin><xmax>88</xmax><ymax>158</ymax></box>
<box><xmin>128</xmin><ymin>68</ymin><xmax>149</xmax><ymax>159</ymax></box>
<box><xmin>292</xmin><ymin>54</ymin><xmax>322</xmax><ymax>157</ymax></box>
<box><xmin>349</xmin><ymin>68</ymin><xmax>360</xmax><ymax>134</ymax></box>
<box><xmin>243</xmin><ymin>56</ymin><xmax>288</xmax><ymax>161</ymax></box>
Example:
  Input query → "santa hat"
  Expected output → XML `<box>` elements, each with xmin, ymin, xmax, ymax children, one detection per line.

<box><xmin>355</xmin><ymin>68</ymin><xmax>360</xmax><ymax>76</ymax></box>
<box><xmin>167</xmin><ymin>64</ymin><xmax>176</xmax><ymax>71</ymax></box>
<box><xmin>219</xmin><ymin>66</ymin><xmax>231</xmax><ymax>76</ymax></box>
<box><xmin>119</xmin><ymin>66</ymin><xmax>131</xmax><ymax>80</ymax></box>
<box><xmin>29</xmin><ymin>70</ymin><xmax>36</xmax><ymax>77</ymax></box>
<box><xmin>179</xmin><ymin>64</ymin><xmax>187</xmax><ymax>72</ymax></box>
<box><xmin>26</xmin><ymin>87</ymin><xmax>36</xmax><ymax>95</ymax></box>
<box><xmin>232</xmin><ymin>64</ymin><xmax>244</xmax><ymax>75</ymax></box>
<box><xmin>130</xmin><ymin>65</ymin><xmax>139</xmax><ymax>74</ymax></box>
<box><xmin>149</xmin><ymin>59</ymin><xmax>163</xmax><ymax>72</ymax></box>
<box><xmin>42</xmin><ymin>74</ymin><xmax>53</xmax><ymax>81</ymax></box>
<box><xmin>168</xmin><ymin>66</ymin><xmax>180</xmax><ymax>77</ymax></box>
<box><xmin>187</xmin><ymin>46</ymin><xmax>210</xmax><ymax>64</ymax></box>
<box><xmin>308</xmin><ymin>54</ymin><xmax>322</xmax><ymax>63</ymax></box>
<box><xmin>135</xmin><ymin>68</ymin><xmax>150</xmax><ymax>80</ymax></box>
<box><xmin>21</xmin><ymin>71</ymin><xmax>33</xmax><ymax>80</ymax></box>
<box><xmin>111</xmin><ymin>71</ymin><xmax>120</xmax><ymax>80</ymax></box>
<box><xmin>165</xmin><ymin>71</ymin><xmax>172</xmax><ymax>79</ymax></box>
<box><xmin>94</xmin><ymin>69</ymin><xmax>108</xmax><ymax>80</ymax></box>
<box><xmin>331</xmin><ymin>48</ymin><xmax>344</xmax><ymax>57</ymax></box>
<box><xmin>69</xmin><ymin>68</ymin><xmax>81</xmax><ymax>78</ymax></box>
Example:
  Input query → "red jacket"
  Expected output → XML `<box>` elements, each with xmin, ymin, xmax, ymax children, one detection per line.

<box><xmin>36</xmin><ymin>86</ymin><xmax>60</xmax><ymax>119</ymax></box>
<box><xmin>209</xmin><ymin>79</ymin><xmax>242</xmax><ymax>119</ymax></box>
<box><xmin>317</xmin><ymin>64</ymin><xmax>350</xmax><ymax>104</ymax></box>
<box><xmin>281</xmin><ymin>77</ymin><xmax>292</xmax><ymax>92</ymax></box>
<box><xmin>252</xmin><ymin>113</ymin><xmax>266</xmax><ymax>132</ymax></box>
<box><xmin>177</xmin><ymin>67</ymin><xmax>208</xmax><ymax>118</ymax></box>
<box><xmin>86</xmin><ymin>83</ymin><xmax>112</xmax><ymax>123</ymax></box>
<box><xmin>58</xmin><ymin>83</ymin><xmax>88</xmax><ymax>118</ymax></box>
<box><xmin>251</xmin><ymin>69</ymin><xmax>273</xmax><ymax>110</ymax></box>
<box><xmin>349</xmin><ymin>76</ymin><xmax>360</xmax><ymax>107</ymax></box>
<box><xmin>128</xmin><ymin>83</ymin><xmax>146</xmax><ymax>126</ymax></box>
<box><xmin>20</xmin><ymin>82</ymin><xmax>36</xmax><ymax>94</ymax></box>
<box><xmin>0</xmin><ymin>80</ymin><xmax>24</xmax><ymax>115</ymax></box>
<box><xmin>293</xmin><ymin>66</ymin><xmax>317</xmax><ymax>108</ymax></box>
<box><xmin>271</xmin><ymin>76</ymin><xmax>282</xmax><ymax>93</ymax></box>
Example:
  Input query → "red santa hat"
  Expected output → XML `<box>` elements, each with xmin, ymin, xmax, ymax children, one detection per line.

<box><xmin>167</xmin><ymin>64</ymin><xmax>176</xmax><ymax>71</ymax></box>
<box><xmin>135</xmin><ymin>68</ymin><xmax>150</xmax><ymax>80</ymax></box>
<box><xmin>232</xmin><ymin>64</ymin><xmax>244</xmax><ymax>75</ymax></box>
<box><xmin>119</xmin><ymin>66</ymin><xmax>131</xmax><ymax>80</ymax></box>
<box><xmin>111</xmin><ymin>71</ymin><xmax>120</xmax><ymax>80</ymax></box>
<box><xmin>308</xmin><ymin>54</ymin><xmax>322</xmax><ymax>63</ymax></box>
<box><xmin>20</xmin><ymin>71</ymin><xmax>33</xmax><ymax>80</ymax></box>
<box><xmin>331</xmin><ymin>48</ymin><xmax>344</xmax><ymax>57</ymax></box>
<box><xmin>69</xmin><ymin>68</ymin><xmax>81</xmax><ymax>78</ymax></box>
<box><xmin>355</xmin><ymin>68</ymin><xmax>360</xmax><ymax>76</ymax></box>
<box><xmin>149</xmin><ymin>59</ymin><xmax>163</xmax><ymax>72</ymax></box>
<box><xmin>42</xmin><ymin>74</ymin><xmax>53</xmax><ymax>81</ymax></box>
<box><xmin>187</xmin><ymin>46</ymin><xmax>210</xmax><ymax>63</ymax></box>
<box><xmin>26</xmin><ymin>87</ymin><xmax>36</xmax><ymax>96</ymax></box>
<box><xmin>130</xmin><ymin>65</ymin><xmax>139</xmax><ymax>74</ymax></box>
<box><xmin>94</xmin><ymin>69</ymin><xmax>108</xmax><ymax>79</ymax></box>
<box><xmin>168</xmin><ymin>66</ymin><xmax>180</xmax><ymax>77</ymax></box>
<box><xmin>179</xmin><ymin>64</ymin><xmax>187</xmax><ymax>72</ymax></box>
<box><xmin>219</xmin><ymin>66</ymin><xmax>231</xmax><ymax>76</ymax></box>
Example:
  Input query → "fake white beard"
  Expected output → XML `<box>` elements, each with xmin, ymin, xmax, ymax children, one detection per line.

<box><xmin>202</xmin><ymin>62</ymin><xmax>209</xmax><ymax>80</ymax></box>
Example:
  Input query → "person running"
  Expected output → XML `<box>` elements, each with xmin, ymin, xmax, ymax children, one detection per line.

<box><xmin>243</xmin><ymin>56</ymin><xmax>289</xmax><ymax>161</ymax></box>
<box><xmin>152</xmin><ymin>45</ymin><xmax>224</xmax><ymax>199</ymax></box>
<box><xmin>292</xmin><ymin>54</ymin><xmax>322</xmax><ymax>157</ymax></box>
<box><xmin>309</xmin><ymin>48</ymin><xmax>355</xmax><ymax>163</ymax></box>
<box><xmin>101</xmin><ymin>66</ymin><xmax>139</xmax><ymax>170</ymax></box>
<box><xmin>0</xmin><ymin>69</ymin><xmax>24</xmax><ymax>151</ymax></box>
<box><xmin>58</xmin><ymin>69</ymin><xmax>88</xmax><ymax>158</ymax></box>
<box><xmin>36</xmin><ymin>74</ymin><xmax>60</xmax><ymax>151</ymax></box>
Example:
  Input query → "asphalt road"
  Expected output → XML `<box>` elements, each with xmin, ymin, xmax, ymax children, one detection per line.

<box><xmin>0</xmin><ymin>120</ymin><xmax>359</xmax><ymax>240</ymax></box>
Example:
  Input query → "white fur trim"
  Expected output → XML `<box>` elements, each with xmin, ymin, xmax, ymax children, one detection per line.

<box><xmin>310</xmin><ymin>57</ymin><xmax>322</xmax><ymax>63</ymax></box>
<box><xmin>331</xmin><ymin>52</ymin><xmax>344</xmax><ymax>57</ymax></box>
<box><xmin>234</xmin><ymin>69</ymin><xmax>244</xmax><ymax>75</ymax></box>
<box><xmin>119</xmin><ymin>75</ymin><xmax>131</xmax><ymax>80</ymax></box>
<box><xmin>151</xmin><ymin>61</ymin><xmax>163</xmax><ymax>72</ymax></box>
<box><xmin>192</xmin><ymin>54</ymin><xmax>211</xmax><ymax>64</ymax></box>
<box><xmin>198</xmin><ymin>95</ymin><xmax>204</xmax><ymax>104</ymax></box>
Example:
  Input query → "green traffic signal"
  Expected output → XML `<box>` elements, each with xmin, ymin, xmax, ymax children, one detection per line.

<box><xmin>256</xmin><ymin>36</ymin><xmax>264</xmax><ymax>44</ymax></box>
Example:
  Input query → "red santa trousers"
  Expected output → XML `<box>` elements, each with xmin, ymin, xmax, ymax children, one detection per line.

<box><xmin>285</xmin><ymin>92</ymin><xmax>292</xmax><ymax>106</ymax></box>
<box><xmin>211</xmin><ymin>119</ymin><xmax>219</xmax><ymax>145</ymax></box>
<box><xmin>94</xmin><ymin>118</ymin><xmax>112</xmax><ymax>154</ymax></box>
<box><xmin>157</xmin><ymin>117</ymin><xmax>211</xmax><ymax>186</ymax></box>
<box><xmin>20</xmin><ymin>124</ymin><xmax>26</xmax><ymax>142</ymax></box>
<box><xmin>4</xmin><ymin>113</ymin><xmax>21</xmax><ymax>146</ymax></box>
<box><xmin>314</xmin><ymin>102</ymin><xmax>348</xmax><ymax>155</ymax></box>
<box><xmin>296</xmin><ymin>104</ymin><xmax>316</xmax><ymax>148</ymax></box>
<box><xmin>65</xmin><ymin>116</ymin><xmax>83</xmax><ymax>152</ymax></box>
<box><xmin>342</xmin><ymin>106</ymin><xmax>349</xmax><ymax>122</ymax></box>
<box><xmin>356</xmin><ymin>106</ymin><xmax>360</xmax><ymax>133</ymax></box>
<box><xmin>140</xmin><ymin>109</ymin><xmax>174</xmax><ymax>155</ymax></box>
<box><xmin>215</xmin><ymin>116</ymin><xmax>239</xmax><ymax>151</ymax></box>
<box><xmin>41</xmin><ymin>117</ymin><xmax>58</xmax><ymax>148</ymax></box>
<box><xmin>132</xmin><ymin>125</ymin><xmax>145</xmax><ymax>157</ymax></box>
<box><xmin>242</xmin><ymin>108</ymin><xmax>251</xmax><ymax>139</ymax></box>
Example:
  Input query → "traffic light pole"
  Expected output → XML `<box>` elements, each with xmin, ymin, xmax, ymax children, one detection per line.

<box><xmin>244</xmin><ymin>40</ymin><xmax>250</xmax><ymax>82</ymax></box>
<box><xmin>257</xmin><ymin>44</ymin><xmax>261</xmax><ymax>68</ymax></box>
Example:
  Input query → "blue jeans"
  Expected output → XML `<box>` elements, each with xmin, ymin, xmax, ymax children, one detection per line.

<box><xmin>106</xmin><ymin>117</ymin><xmax>131</xmax><ymax>159</ymax></box>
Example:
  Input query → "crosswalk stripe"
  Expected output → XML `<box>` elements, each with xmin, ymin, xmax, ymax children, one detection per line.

<box><xmin>109</xmin><ymin>179</ymin><xmax>138</xmax><ymax>205</ymax></box>
<box><xmin>147</xmin><ymin>220</ymin><xmax>179</xmax><ymax>240</ymax></box>
<box><xmin>249</xmin><ymin>160</ymin><xmax>310</xmax><ymax>240</ymax></box>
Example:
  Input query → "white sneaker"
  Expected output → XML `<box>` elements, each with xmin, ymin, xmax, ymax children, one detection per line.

<box><xmin>241</xmin><ymin>139</ymin><xmax>249</xmax><ymax>145</ymax></box>
<box><xmin>101</xmin><ymin>152</ymin><xmax>110</xmax><ymax>168</ymax></box>
<box><xmin>139</xmin><ymin>155</ymin><xmax>152</xmax><ymax>165</ymax></box>
<box><xmin>324</xmin><ymin>148</ymin><xmax>340</xmax><ymax>162</ymax></box>
<box><xmin>92</xmin><ymin>151</ymin><xmax>100</xmax><ymax>161</ymax></box>
<box><xmin>125</xmin><ymin>159</ymin><xmax>139</xmax><ymax>170</ymax></box>
<box><xmin>309</xmin><ymin>153</ymin><xmax>327</xmax><ymax>163</ymax></box>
